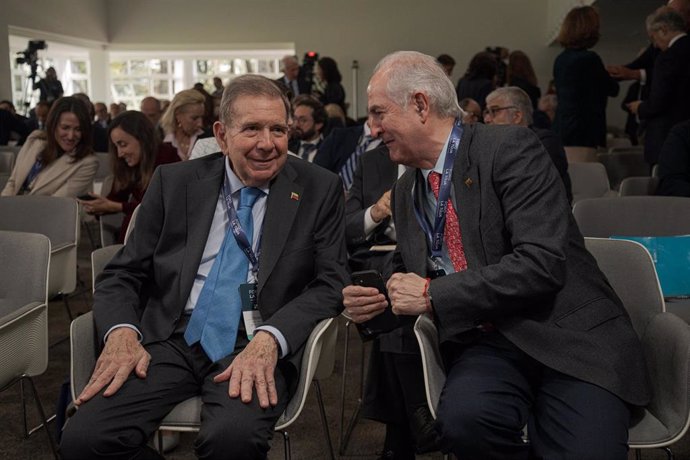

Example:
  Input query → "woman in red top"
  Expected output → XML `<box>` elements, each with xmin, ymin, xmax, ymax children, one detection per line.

<box><xmin>80</xmin><ymin>110</ymin><xmax>174</xmax><ymax>242</ymax></box>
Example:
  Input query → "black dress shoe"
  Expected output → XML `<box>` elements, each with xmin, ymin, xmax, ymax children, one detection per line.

<box><xmin>411</xmin><ymin>405</ymin><xmax>442</xmax><ymax>454</ymax></box>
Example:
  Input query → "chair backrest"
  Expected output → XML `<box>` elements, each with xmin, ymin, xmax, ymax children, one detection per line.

<box><xmin>0</xmin><ymin>231</ymin><xmax>51</xmax><ymax>383</ymax></box>
<box><xmin>0</xmin><ymin>196</ymin><xmax>79</xmax><ymax>297</ymax></box>
<box><xmin>0</xmin><ymin>196</ymin><xmax>79</xmax><ymax>248</ymax></box>
<box><xmin>97</xmin><ymin>176</ymin><xmax>124</xmax><ymax>247</ymax></box>
<box><xmin>276</xmin><ymin>317</ymin><xmax>338</xmax><ymax>430</ymax></box>
<box><xmin>414</xmin><ymin>313</ymin><xmax>445</xmax><ymax>419</ymax></box>
<box><xmin>0</xmin><ymin>231</ymin><xmax>50</xmax><ymax>312</ymax></box>
<box><xmin>607</xmin><ymin>137</ymin><xmax>633</xmax><ymax>149</ymax></box>
<box><xmin>598</xmin><ymin>147</ymin><xmax>649</xmax><ymax>190</ymax></box>
<box><xmin>564</xmin><ymin>146</ymin><xmax>598</xmax><ymax>163</ymax></box>
<box><xmin>584</xmin><ymin>238</ymin><xmax>665</xmax><ymax>337</ymax></box>
<box><xmin>573</xmin><ymin>196</ymin><xmax>690</xmax><ymax>237</ymax></box>
<box><xmin>619</xmin><ymin>176</ymin><xmax>659</xmax><ymax>196</ymax></box>
<box><xmin>0</xmin><ymin>150</ymin><xmax>15</xmax><ymax>173</ymax></box>
<box><xmin>94</xmin><ymin>152</ymin><xmax>112</xmax><ymax>182</ymax></box>
<box><xmin>91</xmin><ymin>245</ymin><xmax>124</xmax><ymax>293</ymax></box>
<box><xmin>123</xmin><ymin>204</ymin><xmax>140</xmax><ymax>244</ymax></box>
<box><xmin>568</xmin><ymin>162</ymin><xmax>613</xmax><ymax>204</ymax></box>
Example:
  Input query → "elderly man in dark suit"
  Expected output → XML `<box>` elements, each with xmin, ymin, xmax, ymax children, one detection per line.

<box><xmin>627</xmin><ymin>7</ymin><xmax>690</xmax><ymax>165</ymax></box>
<box><xmin>343</xmin><ymin>51</ymin><xmax>650</xmax><ymax>459</ymax></box>
<box><xmin>60</xmin><ymin>75</ymin><xmax>347</xmax><ymax>460</ymax></box>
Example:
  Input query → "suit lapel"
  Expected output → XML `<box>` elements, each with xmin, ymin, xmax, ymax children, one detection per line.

<box><xmin>396</xmin><ymin>170</ymin><xmax>428</xmax><ymax>275</ymax></box>
<box><xmin>178</xmin><ymin>155</ymin><xmax>225</xmax><ymax>302</ymax></box>
<box><xmin>32</xmin><ymin>155</ymin><xmax>71</xmax><ymax>193</ymax></box>
<box><xmin>452</xmin><ymin>124</ymin><xmax>485</xmax><ymax>268</ymax></box>
<box><xmin>257</xmin><ymin>161</ymin><xmax>302</xmax><ymax>293</ymax></box>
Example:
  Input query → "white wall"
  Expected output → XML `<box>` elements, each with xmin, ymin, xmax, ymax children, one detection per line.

<box><xmin>2</xmin><ymin>0</ymin><xmax>659</xmax><ymax>128</ymax></box>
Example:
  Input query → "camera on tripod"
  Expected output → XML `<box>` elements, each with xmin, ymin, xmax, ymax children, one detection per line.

<box><xmin>16</xmin><ymin>40</ymin><xmax>47</xmax><ymax>79</ymax></box>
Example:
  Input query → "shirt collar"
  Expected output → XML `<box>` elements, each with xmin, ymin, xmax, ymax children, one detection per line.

<box><xmin>420</xmin><ymin>126</ymin><xmax>453</xmax><ymax>183</ymax></box>
<box><xmin>669</xmin><ymin>32</ymin><xmax>687</xmax><ymax>48</ymax></box>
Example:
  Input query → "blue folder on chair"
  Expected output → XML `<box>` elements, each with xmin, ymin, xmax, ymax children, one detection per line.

<box><xmin>610</xmin><ymin>235</ymin><xmax>690</xmax><ymax>298</ymax></box>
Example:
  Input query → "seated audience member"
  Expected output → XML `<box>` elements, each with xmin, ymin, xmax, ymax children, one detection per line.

<box><xmin>324</xmin><ymin>103</ymin><xmax>347</xmax><ymax>136</ymax></box>
<box><xmin>288</xmin><ymin>95</ymin><xmax>327</xmax><ymax>162</ymax></box>
<box><xmin>656</xmin><ymin>119</ymin><xmax>690</xmax><ymax>196</ymax></box>
<box><xmin>506</xmin><ymin>50</ymin><xmax>541</xmax><ymax>109</ymax></box>
<box><xmin>436</xmin><ymin>54</ymin><xmax>456</xmax><ymax>77</ymax></box>
<box><xmin>343</xmin><ymin>51</ymin><xmax>650</xmax><ymax>460</ymax></box>
<box><xmin>314</xmin><ymin>120</ymin><xmax>382</xmax><ymax>189</ymax></box>
<box><xmin>456</xmin><ymin>51</ymin><xmax>497</xmax><ymax>112</ymax></box>
<box><xmin>458</xmin><ymin>98</ymin><xmax>481</xmax><ymax>124</ymax></box>
<box><xmin>2</xmin><ymin>96</ymin><xmax>98</xmax><ymax>197</ymax></box>
<box><xmin>94</xmin><ymin>102</ymin><xmax>110</xmax><ymax>129</ymax></box>
<box><xmin>346</xmin><ymin>145</ymin><xmax>440</xmax><ymax>457</ymax></box>
<box><xmin>537</xmin><ymin>93</ymin><xmax>557</xmax><ymax>127</ymax></box>
<box><xmin>212</xmin><ymin>76</ymin><xmax>224</xmax><ymax>98</ymax></box>
<box><xmin>73</xmin><ymin>93</ymin><xmax>109</xmax><ymax>153</ymax></box>
<box><xmin>0</xmin><ymin>102</ymin><xmax>30</xmax><ymax>145</ymax></box>
<box><xmin>25</xmin><ymin>101</ymin><xmax>51</xmax><ymax>132</ymax></box>
<box><xmin>140</xmin><ymin>96</ymin><xmax>164</xmax><ymax>140</ymax></box>
<box><xmin>59</xmin><ymin>74</ymin><xmax>347</xmax><ymax>460</ymax></box>
<box><xmin>626</xmin><ymin>7</ymin><xmax>690</xmax><ymax>166</ymax></box>
<box><xmin>160</xmin><ymin>88</ymin><xmax>207</xmax><ymax>161</ymax></box>
<box><xmin>79</xmin><ymin>111</ymin><xmax>177</xmax><ymax>243</ymax></box>
<box><xmin>109</xmin><ymin>102</ymin><xmax>123</xmax><ymax>119</ymax></box>
<box><xmin>484</xmin><ymin>86</ymin><xmax>573</xmax><ymax>203</ymax></box>
<box><xmin>275</xmin><ymin>55</ymin><xmax>310</xmax><ymax>99</ymax></box>
<box><xmin>314</xmin><ymin>57</ymin><xmax>346</xmax><ymax>112</ymax></box>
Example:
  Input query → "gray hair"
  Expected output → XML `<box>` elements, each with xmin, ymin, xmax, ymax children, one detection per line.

<box><xmin>487</xmin><ymin>86</ymin><xmax>533</xmax><ymax>126</ymax></box>
<box><xmin>649</xmin><ymin>7</ymin><xmax>686</xmax><ymax>33</ymax></box>
<box><xmin>371</xmin><ymin>51</ymin><xmax>461</xmax><ymax>118</ymax></box>
<box><xmin>280</xmin><ymin>55</ymin><xmax>299</xmax><ymax>72</ymax></box>
<box><xmin>219</xmin><ymin>74</ymin><xmax>291</xmax><ymax>126</ymax></box>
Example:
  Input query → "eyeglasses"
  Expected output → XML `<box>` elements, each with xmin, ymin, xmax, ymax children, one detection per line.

<box><xmin>483</xmin><ymin>106</ymin><xmax>517</xmax><ymax>118</ymax></box>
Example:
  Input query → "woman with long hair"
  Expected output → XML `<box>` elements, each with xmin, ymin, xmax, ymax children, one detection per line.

<box><xmin>314</xmin><ymin>56</ymin><xmax>346</xmax><ymax>112</ymax></box>
<box><xmin>456</xmin><ymin>51</ymin><xmax>498</xmax><ymax>112</ymax></box>
<box><xmin>80</xmin><ymin>111</ymin><xmax>169</xmax><ymax>242</ymax></box>
<box><xmin>507</xmin><ymin>50</ymin><xmax>541</xmax><ymax>109</ymax></box>
<box><xmin>2</xmin><ymin>96</ymin><xmax>97</xmax><ymax>196</ymax></box>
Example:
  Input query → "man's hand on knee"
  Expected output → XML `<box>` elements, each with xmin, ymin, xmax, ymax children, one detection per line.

<box><xmin>214</xmin><ymin>331</ymin><xmax>279</xmax><ymax>409</ymax></box>
<box><xmin>75</xmin><ymin>327</ymin><xmax>150</xmax><ymax>405</ymax></box>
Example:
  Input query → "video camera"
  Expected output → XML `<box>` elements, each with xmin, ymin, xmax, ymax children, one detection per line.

<box><xmin>16</xmin><ymin>40</ymin><xmax>47</xmax><ymax>80</ymax></box>
<box><xmin>301</xmin><ymin>51</ymin><xmax>319</xmax><ymax>90</ymax></box>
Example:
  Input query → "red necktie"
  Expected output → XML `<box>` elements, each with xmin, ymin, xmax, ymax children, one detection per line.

<box><xmin>428</xmin><ymin>171</ymin><xmax>467</xmax><ymax>272</ymax></box>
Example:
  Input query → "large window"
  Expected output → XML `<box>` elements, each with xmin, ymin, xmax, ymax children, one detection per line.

<box><xmin>109</xmin><ymin>58</ymin><xmax>184</xmax><ymax>109</ymax></box>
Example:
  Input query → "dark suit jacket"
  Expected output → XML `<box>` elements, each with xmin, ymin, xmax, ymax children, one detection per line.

<box><xmin>345</xmin><ymin>146</ymin><xmax>397</xmax><ymax>274</ymax></box>
<box><xmin>638</xmin><ymin>35</ymin><xmax>690</xmax><ymax>164</ymax></box>
<box><xmin>313</xmin><ymin>125</ymin><xmax>363</xmax><ymax>173</ymax></box>
<box><xmin>532</xmin><ymin>126</ymin><xmax>573</xmax><ymax>204</ymax></box>
<box><xmin>391</xmin><ymin>123</ymin><xmax>650</xmax><ymax>406</ymax></box>
<box><xmin>656</xmin><ymin>119</ymin><xmax>690</xmax><ymax>197</ymax></box>
<box><xmin>93</xmin><ymin>153</ymin><xmax>348</xmax><ymax>382</ymax></box>
<box><xmin>553</xmin><ymin>48</ymin><xmax>619</xmax><ymax>148</ymax></box>
<box><xmin>275</xmin><ymin>76</ymin><xmax>311</xmax><ymax>97</ymax></box>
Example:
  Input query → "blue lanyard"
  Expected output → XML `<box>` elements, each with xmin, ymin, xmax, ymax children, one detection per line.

<box><xmin>412</xmin><ymin>119</ymin><xmax>464</xmax><ymax>259</ymax></box>
<box><xmin>221</xmin><ymin>177</ymin><xmax>262</xmax><ymax>276</ymax></box>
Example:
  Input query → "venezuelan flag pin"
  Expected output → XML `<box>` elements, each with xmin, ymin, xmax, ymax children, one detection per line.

<box><xmin>464</xmin><ymin>178</ymin><xmax>473</xmax><ymax>187</ymax></box>
<box><xmin>290</xmin><ymin>192</ymin><xmax>300</xmax><ymax>201</ymax></box>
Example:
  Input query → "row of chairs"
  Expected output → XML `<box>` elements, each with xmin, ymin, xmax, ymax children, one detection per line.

<box><xmin>569</xmin><ymin>161</ymin><xmax>659</xmax><ymax>205</ymax></box>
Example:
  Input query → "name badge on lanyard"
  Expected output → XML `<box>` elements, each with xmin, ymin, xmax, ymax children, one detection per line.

<box><xmin>412</xmin><ymin>118</ymin><xmax>464</xmax><ymax>269</ymax></box>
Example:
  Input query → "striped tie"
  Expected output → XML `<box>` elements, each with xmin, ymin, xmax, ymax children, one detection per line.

<box><xmin>339</xmin><ymin>135</ymin><xmax>373</xmax><ymax>190</ymax></box>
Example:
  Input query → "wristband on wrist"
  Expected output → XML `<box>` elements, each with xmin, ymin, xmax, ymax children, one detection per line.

<box><xmin>423</xmin><ymin>277</ymin><xmax>433</xmax><ymax>313</ymax></box>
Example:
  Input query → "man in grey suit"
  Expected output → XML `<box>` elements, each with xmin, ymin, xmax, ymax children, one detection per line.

<box><xmin>61</xmin><ymin>75</ymin><xmax>347</xmax><ymax>460</ymax></box>
<box><xmin>343</xmin><ymin>51</ymin><xmax>650</xmax><ymax>459</ymax></box>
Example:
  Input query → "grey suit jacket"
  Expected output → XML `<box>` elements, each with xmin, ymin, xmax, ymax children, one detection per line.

<box><xmin>391</xmin><ymin>123</ymin><xmax>650</xmax><ymax>406</ymax></box>
<box><xmin>93</xmin><ymin>153</ymin><xmax>348</xmax><ymax>380</ymax></box>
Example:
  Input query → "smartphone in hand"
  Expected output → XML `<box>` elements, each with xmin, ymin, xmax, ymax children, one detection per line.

<box><xmin>350</xmin><ymin>270</ymin><xmax>399</xmax><ymax>340</ymax></box>
<box><xmin>77</xmin><ymin>194</ymin><xmax>96</xmax><ymax>201</ymax></box>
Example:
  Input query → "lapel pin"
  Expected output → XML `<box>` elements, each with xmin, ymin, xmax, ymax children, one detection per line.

<box><xmin>464</xmin><ymin>178</ymin><xmax>473</xmax><ymax>187</ymax></box>
<box><xmin>290</xmin><ymin>192</ymin><xmax>300</xmax><ymax>201</ymax></box>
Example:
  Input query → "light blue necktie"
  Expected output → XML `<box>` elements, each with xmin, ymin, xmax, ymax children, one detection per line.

<box><xmin>339</xmin><ymin>135</ymin><xmax>373</xmax><ymax>191</ymax></box>
<box><xmin>184</xmin><ymin>186</ymin><xmax>263</xmax><ymax>362</ymax></box>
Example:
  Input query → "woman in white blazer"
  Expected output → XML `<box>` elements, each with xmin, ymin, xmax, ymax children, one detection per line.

<box><xmin>1</xmin><ymin>96</ymin><xmax>98</xmax><ymax>197</ymax></box>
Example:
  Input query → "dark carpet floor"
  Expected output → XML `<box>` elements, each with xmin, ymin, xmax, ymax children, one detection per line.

<box><xmin>2</xmin><ymin>228</ymin><xmax>689</xmax><ymax>459</ymax></box>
